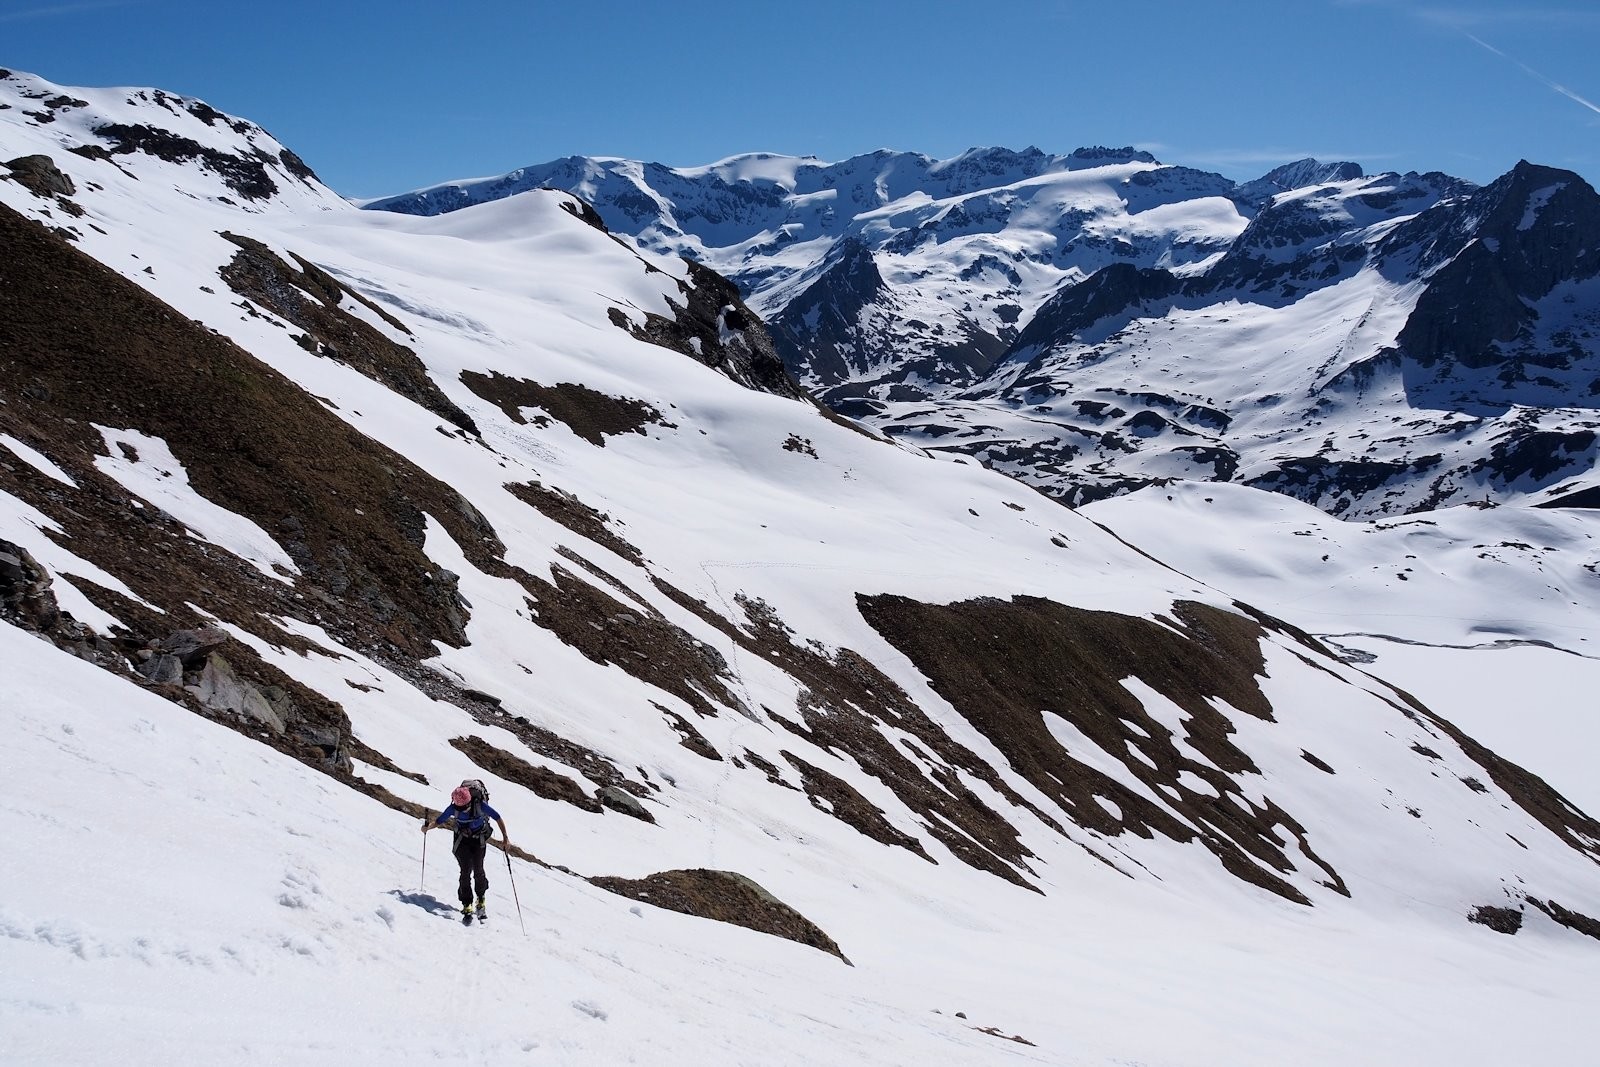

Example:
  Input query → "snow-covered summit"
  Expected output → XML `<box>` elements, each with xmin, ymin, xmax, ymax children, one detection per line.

<box><xmin>0</xmin><ymin>68</ymin><xmax>339</xmax><ymax>213</ymax></box>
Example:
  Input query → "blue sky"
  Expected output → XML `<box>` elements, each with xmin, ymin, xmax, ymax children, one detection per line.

<box><xmin>4</xmin><ymin>0</ymin><xmax>1598</xmax><ymax>198</ymax></box>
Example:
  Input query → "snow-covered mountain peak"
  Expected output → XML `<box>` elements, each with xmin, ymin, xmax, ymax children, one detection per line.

<box><xmin>1231</xmin><ymin>157</ymin><xmax>1367</xmax><ymax>207</ymax></box>
<box><xmin>1064</xmin><ymin>144</ymin><xmax>1161</xmax><ymax>169</ymax></box>
<box><xmin>0</xmin><ymin>68</ymin><xmax>338</xmax><ymax>213</ymax></box>
<box><xmin>377</xmin><ymin>140</ymin><xmax>1600</xmax><ymax>520</ymax></box>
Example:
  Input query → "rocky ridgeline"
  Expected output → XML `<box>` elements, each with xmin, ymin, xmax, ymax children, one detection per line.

<box><xmin>365</xmin><ymin>149</ymin><xmax>1600</xmax><ymax>515</ymax></box>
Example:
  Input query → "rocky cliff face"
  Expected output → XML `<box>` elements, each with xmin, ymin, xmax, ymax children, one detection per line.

<box><xmin>1385</xmin><ymin>162</ymin><xmax>1600</xmax><ymax>408</ymax></box>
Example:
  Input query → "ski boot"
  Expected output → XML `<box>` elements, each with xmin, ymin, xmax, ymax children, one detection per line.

<box><xmin>475</xmin><ymin>897</ymin><xmax>487</xmax><ymax>923</ymax></box>
<box><xmin>461</xmin><ymin>902</ymin><xmax>475</xmax><ymax>925</ymax></box>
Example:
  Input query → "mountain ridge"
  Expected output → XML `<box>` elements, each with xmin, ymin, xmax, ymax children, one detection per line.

<box><xmin>365</xmin><ymin>145</ymin><xmax>1600</xmax><ymax>517</ymax></box>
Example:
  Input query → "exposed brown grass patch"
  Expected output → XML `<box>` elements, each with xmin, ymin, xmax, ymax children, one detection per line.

<box><xmin>858</xmin><ymin>592</ymin><xmax>1350</xmax><ymax>902</ymax></box>
<box><xmin>450</xmin><ymin>734</ymin><xmax>603</xmax><ymax>813</ymax></box>
<box><xmin>461</xmin><ymin>370</ymin><xmax>662</xmax><ymax>446</ymax></box>
<box><xmin>648</xmin><ymin>580</ymin><xmax>1053</xmax><ymax>888</ymax></box>
<box><xmin>1527</xmin><ymin>897</ymin><xmax>1600</xmax><ymax>941</ymax></box>
<box><xmin>522</xmin><ymin>563</ymin><xmax>742</xmax><ymax>720</ymax></box>
<box><xmin>589</xmin><ymin>868</ymin><xmax>849</xmax><ymax>962</ymax></box>
<box><xmin>1381</xmin><ymin>682</ymin><xmax>1600</xmax><ymax>866</ymax></box>
<box><xmin>217</xmin><ymin>232</ymin><xmax>476</xmax><ymax>435</ymax></box>
<box><xmin>782</xmin><ymin>750</ymin><xmax>932</xmax><ymax>860</ymax></box>
<box><xmin>506</xmin><ymin>481</ymin><xmax>643</xmax><ymax>565</ymax></box>
<box><xmin>658</xmin><ymin>705</ymin><xmax>721</xmax><ymax>760</ymax></box>
<box><xmin>0</xmin><ymin>202</ymin><xmax>508</xmax><ymax>661</ymax></box>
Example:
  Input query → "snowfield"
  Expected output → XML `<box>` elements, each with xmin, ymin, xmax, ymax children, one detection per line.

<box><xmin>2</xmin><ymin>69</ymin><xmax>1600</xmax><ymax>1066</ymax></box>
<box><xmin>1084</xmin><ymin>480</ymin><xmax>1600</xmax><ymax>828</ymax></box>
<box><xmin>7</xmin><ymin>622</ymin><xmax>1599</xmax><ymax>1066</ymax></box>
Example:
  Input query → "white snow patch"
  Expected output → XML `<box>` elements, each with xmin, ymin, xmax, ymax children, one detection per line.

<box><xmin>0</xmin><ymin>489</ymin><xmax>156</xmax><ymax>632</ymax></box>
<box><xmin>0</xmin><ymin>434</ymin><xmax>76</xmax><ymax>486</ymax></box>
<box><xmin>1521</xmin><ymin>184</ymin><xmax>1565</xmax><ymax>230</ymax></box>
<box><xmin>91</xmin><ymin>426</ymin><xmax>298</xmax><ymax>582</ymax></box>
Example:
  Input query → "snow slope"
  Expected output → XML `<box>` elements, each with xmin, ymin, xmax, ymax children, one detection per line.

<box><xmin>4</xmin><ymin>70</ymin><xmax>1600</xmax><ymax>1065</ymax></box>
<box><xmin>8</xmin><ymin>618</ymin><xmax>1600</xmax><ymax>1067</ymax></box>
<box><xmin>1084</xmin><ymin>480</ymin><xmax>1600</xmax><ymax>814</ymax></box>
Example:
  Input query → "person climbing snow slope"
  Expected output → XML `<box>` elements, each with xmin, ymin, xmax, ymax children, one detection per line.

<box><xmin>422</xmin><ymin>780</ymin><xmax>509</xmax><ymax>924</ymax></box>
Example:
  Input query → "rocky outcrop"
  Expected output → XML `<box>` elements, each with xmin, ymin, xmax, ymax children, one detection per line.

<box><xmin>127</xmin><ymin>623</ymin><xmax>351</xmax><ymax>769</ymax></box>
<box><xmin>0</xmin><ymin>540</ymin><xmax>61</xmax><ymax>632</ymax></box>
<box><xmin>0</xmin><ymin>536</ymin><xmax>352</xmax><ymax>769</ymax></box>
<box><xmin>0</xmin><ymin>539</ymin><xmax>126</xmax><ymax>670</ymax></box>
<box><xmin>1231</xmin><ymin>158</ymin><xmax>1366</xmax><ymax>209</ymax></box>
<box><xmin>4</xmin><ymin>153</ymin><xmax>75</xmax><ymax>198</ymax></box>
<box><xmin>613</xmin><ymin>259</ymin><xmax>806</xmax><ymax>400</ymax></box>
<box><xmin>1003</xmin><ymin>263</ymin><xmax>1181</xmax><ymax>381</ymax></box>
<box><xmin>95</xmin><ymin>122</ymin><xmax>282</xmax><ymax>201</ymax></box>
<box><xmin>1203</xmin><ymin>170</ymin><xmax>1465</xmax><ymax>302</ymax></box>
<box><xmin>596</xmin><ymin>784</ymin><xmax>655</xmax><ymax>822</ymax></box>
<box><xmin>217</xmin><ymin>231</ymin><xmax>479</xmax><ymax>434</ymax></box>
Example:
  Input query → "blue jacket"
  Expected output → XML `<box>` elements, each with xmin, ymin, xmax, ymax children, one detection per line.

<box><xmin>433</xmin><ymin>801</ymin><xmax>501</xmax><ymax>836</ymax></box>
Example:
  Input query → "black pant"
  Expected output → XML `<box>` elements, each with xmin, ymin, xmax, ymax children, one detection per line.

<box><xmin>452</xmin><ymin>833</ymin><xmax>490</xmax><ymax>905</ymax></box>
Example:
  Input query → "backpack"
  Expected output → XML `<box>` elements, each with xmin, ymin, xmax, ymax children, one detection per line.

<box><xmin>455</xmin><ymin>778</ymin><xmax>493</xmax><ymax>839</ymax></box>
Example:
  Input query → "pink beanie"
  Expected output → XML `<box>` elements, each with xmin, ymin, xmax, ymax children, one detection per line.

<box><xmin>451</xmin><ymin>786</ymin><xmax>472</xmax><ymax>806</ymax></box>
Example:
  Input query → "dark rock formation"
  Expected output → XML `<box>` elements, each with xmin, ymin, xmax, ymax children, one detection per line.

<box><xmin>597</xmin><ymin>784</ymin><xmax>655</xmax><ymax>822</ymax></box>
<box><xmin>1387</xmin><ymin>163</ymin><xmax>1600</xmax><ymax>407</ymax></box>
<box><xmin>1468</xmin><ymin>904</ymin><xmax>1523</xmax><ymax>934</ymax></box>
<box><xmin>94</xmin><ymin>123</ymin><xmax>280</xmax><ymax>201</ymax></box>
<box><xmin>1232</xmin><ymin>159</ymin><xmax>1367</xmax><ymax>210</ymax></box>
<box><xmin>4</xmin><ymin>154</ymin><xmax>75</xmax><ymax>198</ymax></box>
<box><xmin>0</xmin><ymin>539</ymin><xmax>61</xmax><ymax>632</ymax></box>
<box><xmin>1003</xmin><ymin>263</ymin><xmax>1181</xmax><ymax>378</ymax></box>
<box><xmin>769</xmin><ymin>238</ymin><xmax>893</xmax><ymax>386</ymax></box>
<box><xmin>613</xmin><ymin>259</ymin><xmax>806</xmax><ymax>400</ymax></box>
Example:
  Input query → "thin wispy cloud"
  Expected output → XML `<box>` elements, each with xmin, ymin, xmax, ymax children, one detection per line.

<box><xmin>1416</xmin><ymin>5</ymin><xmax>1600</xmax><ymax>29</ymax></box>
<box><xmin>1334</xmin><ymin>1</ymin><xmax>1600</xmax><ymax>29</ymax></box>
<box><xmin>1461</xmin><ymin>30</ymin><xmax>1600</xmax><ymax>117</ymax></box>
<box><xmin>0</xmin><ymin>0</ymin><xmax>141</xmax><ymax>23</ymax></box>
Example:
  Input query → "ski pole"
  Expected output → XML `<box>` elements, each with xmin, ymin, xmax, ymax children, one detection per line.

<box><xmin>420</xmin><ymin>811</ymin><xmax>429</xmax><ymax>891</ymax></box>
<box><xmin>504</xmin><ymin>841</ymin><xmax>527</xmax><ymax>935</ymax></box>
